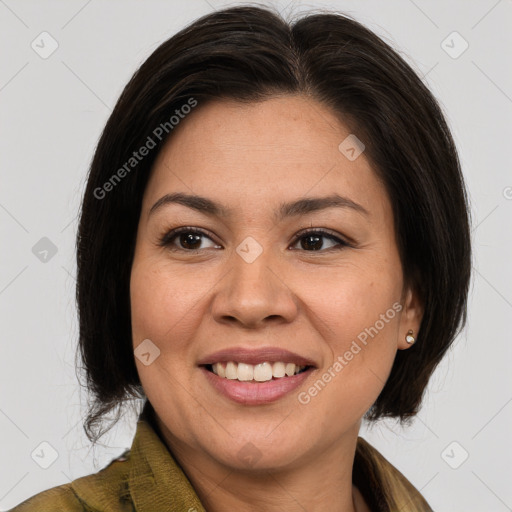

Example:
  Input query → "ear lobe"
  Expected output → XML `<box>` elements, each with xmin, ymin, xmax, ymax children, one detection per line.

<box><xmin>398</xmin><ymin>286</ymin><xmax>424</xmax><ymax>350</ymax></box>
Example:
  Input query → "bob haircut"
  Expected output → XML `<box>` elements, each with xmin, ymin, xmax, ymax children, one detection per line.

<box><xmin>76</xmin><ymin>4</ymin><xmax>472</xmax><ymax>444</ymax></box>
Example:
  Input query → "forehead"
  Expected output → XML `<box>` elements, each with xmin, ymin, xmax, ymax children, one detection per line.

<box><xmin>156</xmin><ymin>95</ymin><xmax>351</xmax><ymax>162</ymax></box>
<box><xmin>144</xmin><ymin>95</ymin><xmax>389</xmax><ymax>221</ymax></box>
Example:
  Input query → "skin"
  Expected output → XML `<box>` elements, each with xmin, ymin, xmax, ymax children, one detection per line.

<box><xmin>130</xmin><ymin>95</ymin><xmax>423</xmax><ymax>512</ymax></box>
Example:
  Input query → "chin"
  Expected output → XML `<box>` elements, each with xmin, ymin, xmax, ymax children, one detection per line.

<box><xmin>211</xmin><ymin>440</ymin><xmax>304</xmax><ymax>473</ymax></box>
<box><xmin>197</xmin><ymin>420</ymin><xmax>315</xmax><ymax>472</ymax></box>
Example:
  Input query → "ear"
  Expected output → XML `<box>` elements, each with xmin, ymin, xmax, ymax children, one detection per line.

<box><xmin>397</xmin><ymin>285</ymin><xmax>424</xmax><ymax>350</ymax></box>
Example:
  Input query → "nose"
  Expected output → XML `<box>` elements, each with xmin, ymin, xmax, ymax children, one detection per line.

<box><xmin>210</xmin><ymin>242</ymin><xmax>299</xmax><ymax>329</ymax></box>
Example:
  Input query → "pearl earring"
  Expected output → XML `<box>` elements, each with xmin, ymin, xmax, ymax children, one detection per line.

<box><xmin>405</xmin><ymin>329</ymin><xmax>415</xmax><ymax>345</ymax></box>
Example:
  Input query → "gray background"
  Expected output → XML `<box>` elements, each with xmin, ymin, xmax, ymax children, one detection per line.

<box><xmin>1</xmin><ymin>0</ymin><xmax>511</xmax><ymax>510</ymax></box>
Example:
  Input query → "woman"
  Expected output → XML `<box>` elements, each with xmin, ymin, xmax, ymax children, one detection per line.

<box><xmin>11</xmin><ymin>4</ymin><xmax>471</xmax><ymax>511</ymax></box>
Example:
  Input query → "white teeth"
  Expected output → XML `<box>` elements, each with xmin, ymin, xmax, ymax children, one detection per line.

<box><xmin>225</xmin><ymin>361</ymin><xmax>238</xmax><ymax>380</ymax></box>
<box><xmin>254</xmin><ymin>362</ymin><xmax>273</xmax><ymax>382</ymax></box>
<box><xmin>237</xmin><ymin>363</ymin><xmax>253</xmax><ymax>381</ymax></box>
<box><xmin>210</xmin><ymin>361</ymin><xmax>307</xmax><ymax>381</ymax></box>
<box><xmin>272</xmin><ymin>361</ymin><xmax>286</xmax><ymax>378</ymax></box>
<box><xmin>216</xmin><ymin>362</ymin><xmax>226</xmax><ymax>378</ymax></box>
<box><xmin>285</xmin><ymin>363</ymin><xmax>295</xmax><ymax>377</ymax></box>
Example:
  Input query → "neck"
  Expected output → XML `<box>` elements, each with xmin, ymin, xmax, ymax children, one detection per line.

<box><xmin>155</xmin><ymin>415</ymin><xmax>366</xmax><ymax>512</ymax></box>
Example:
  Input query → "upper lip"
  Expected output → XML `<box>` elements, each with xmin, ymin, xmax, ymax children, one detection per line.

<box><xmin>197</xmin><ymin>347</ymin><xmax>317</xmax><ymax>367</ymax></box>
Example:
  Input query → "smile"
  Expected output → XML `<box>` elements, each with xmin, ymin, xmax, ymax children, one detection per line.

<box><xmin>197</xmin><ymin>346</ymin><xmax>317</xmax><ymax>404</ymax></box>
<box><xmin>207</xmin><ymin>361</ymin><xmax>309</xmax><ymax>382</ymax></box>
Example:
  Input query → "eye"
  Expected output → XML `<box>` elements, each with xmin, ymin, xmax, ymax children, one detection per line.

<box><xmin>159</xmin><ymin>227</ymin><xmax>351</xmax><ymax>253</ymax></box>
<box><xmin>159</xmin><ymin>227</ymin><xmax>220</xmax><ymax>252</ymax></box>
<box><xmin>290</xmin><ymin>228</ymin><xmax>350</xmax><ymax>252</ymax></box>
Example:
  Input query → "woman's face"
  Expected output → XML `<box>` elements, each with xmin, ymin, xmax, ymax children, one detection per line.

<box><xmin>130</xmin><ymin>95</ymin><xmax>423</xmax><ymax>471</ymax></box>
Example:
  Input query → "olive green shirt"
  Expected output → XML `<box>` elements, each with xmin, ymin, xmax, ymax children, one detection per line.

<box><xmin>11</xmin><ymin>403</ymin><xmax>433</xmax><ymax>511</ymax></box>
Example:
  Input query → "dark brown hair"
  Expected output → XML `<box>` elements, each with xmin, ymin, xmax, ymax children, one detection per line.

<box><xmin>76</xmin><ymin>3</ymin><xmax>472</xmax><ymax>444</ymax></box>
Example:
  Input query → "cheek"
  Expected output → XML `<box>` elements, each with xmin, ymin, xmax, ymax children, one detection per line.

<box><xmin>298</xmin><ymin>306</ymin><xmax>399</xmax><ymax>427</ymax></box>
<box><xmin>130</xmin><ymin>259</ymin><xmax>202</xmax><ymax>351</ymax></box>
<box><xmin>130</xmin><ymin>260</ymin><xmax>203</xmax><ymax>416</ymax></box>
<box><xmin>299</xmin><ymin>266</ymin><xmax>401</xmax><ymax>404</ymax></box>
<box><xmin>299</xmin><ymin>262</ymin><xmax>401</xmax><ymax>342</ymax></box>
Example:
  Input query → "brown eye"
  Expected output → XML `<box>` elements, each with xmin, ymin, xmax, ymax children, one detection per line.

<box><xmin>176</xmin><ymin>232</ymin><xmax>202</xmax><ymax>250</ymax></box>
<box><xmin>290</xmin><ymin>229</ymin><xmax>350</xmax><ymax>252</ymax></box>
<box><xmin>159</xmin><ymin>227</ymin><xmax>350</xmax><ymax>253</ymax></box>
<box><xmin>159</xmin><ymin>228</ymin><xmax>220</xmax><ymax>251</ymax></box>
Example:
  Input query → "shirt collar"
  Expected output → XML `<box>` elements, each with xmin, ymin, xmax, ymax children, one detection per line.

<box><xmin>128</xmin><ymin>420</ymin><xmax>205</xmax><ymax>512</ymax></box>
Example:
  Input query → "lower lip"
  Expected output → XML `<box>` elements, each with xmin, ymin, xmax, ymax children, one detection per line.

<box><xmin>200</xmin><ymin>366</ymin><xmax>314</xmax><ymax>405</ymax></box>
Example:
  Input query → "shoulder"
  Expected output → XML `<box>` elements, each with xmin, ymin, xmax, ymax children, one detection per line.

<box><xmin>9</xmin><ymin>450</ymin><xmax>133</xmax><ymax>512</ymax></box>
<box><xmin>9</xmin><ymin>411</ymin><xmax>201</xmax><ymax>512</ymax></box>
<box><xmin>8</xmin><ymin>482</ymin><xmax>85</xmax><ymax>511</ymax></box>
<box><xmin>355</xmin><ymin>436</ymin><xmax>433</xmax><ymax>512</ymax></box>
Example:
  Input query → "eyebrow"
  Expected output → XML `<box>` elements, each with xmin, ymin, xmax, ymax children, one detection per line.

<box><xmin>148</xmin><ymin>192</ymin><xmax>370</xmax><ymax>221</ymax></box>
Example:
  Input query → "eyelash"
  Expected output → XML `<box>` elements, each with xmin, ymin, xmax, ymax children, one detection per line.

<box><xmin>158</xmin><ymin>226</ymin><xmax>351</xmax><ymax>253</ymax></box>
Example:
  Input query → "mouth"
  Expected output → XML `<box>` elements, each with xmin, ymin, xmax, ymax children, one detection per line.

<box><xmin>202</xmin><ymin>361</ymin><xmax>312</xmax><ymax>382</ymax></box>
<box><xmin>197</xmin><ymin>347</ymin><xmax>317</xmax><ymax>405</ymax></box>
